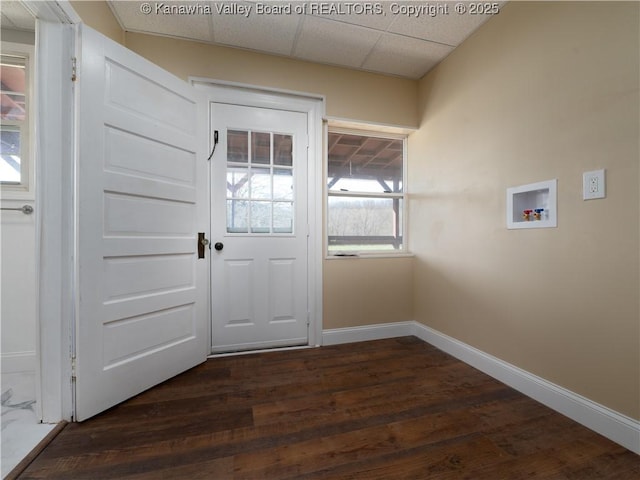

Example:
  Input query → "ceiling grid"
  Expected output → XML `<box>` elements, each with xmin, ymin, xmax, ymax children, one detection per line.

<box><xmin>103</xmin><ymin>0</ymin><xmax>504</xmax><ymax>80</ymax></box>
<box><xmin>0</xmin><ymin>1</ymin><xmax>504</xmax><ymax>79</ymax></box>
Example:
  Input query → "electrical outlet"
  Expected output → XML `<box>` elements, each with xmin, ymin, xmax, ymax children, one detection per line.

<box><xmin>583</xmin><ymin>169</ymin><xmax>606</xmax><ymax>200</ymax></box>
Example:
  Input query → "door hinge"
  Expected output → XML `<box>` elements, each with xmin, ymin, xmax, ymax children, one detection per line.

<box><xmin>71</xmin><ymin>356</ymin><xmax>77</xmax><ymax>381</ymax></box>
<box><xmin>307</xmin><ymin>311</ymin><xmax>311</xmax><ymax>326</ymax></box>
<box><xmin>71</xmin><ymin>57</ymin><xmax>77</xmax><ymax>82</ymax></box>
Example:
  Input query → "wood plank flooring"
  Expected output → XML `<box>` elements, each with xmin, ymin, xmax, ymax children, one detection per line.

<box><xmin>17</xmin><ymin>337</ymin><xmax>639</xmax><ymax>479</ymax></box>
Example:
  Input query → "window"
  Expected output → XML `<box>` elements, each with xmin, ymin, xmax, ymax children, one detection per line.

<box><xmin>327</xmin><ymin>130</ymin><xmax>406</xmax><ymax>254</ymax></box>
<box><xmin>0</xmin><ymin>51</ymin><xmax>30</xmax><ymax>190</ymax></box>
<box><xmin>226</xmin><ymin>129</ymin><xmax>295</xmax><ymax>234</ymax></box>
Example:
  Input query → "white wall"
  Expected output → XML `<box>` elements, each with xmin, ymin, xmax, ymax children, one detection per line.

<box><xmin>1</xmin><ymin>33</ymin><xmax>37</xmax><ymax>374</ymax></box>
<box><xmin>1</xmin><ymin>213</ymin><xmax>37</xmax><ymax>372</ymax></box>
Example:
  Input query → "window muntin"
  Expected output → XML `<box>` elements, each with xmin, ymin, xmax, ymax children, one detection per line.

<box><xmin>0</xmin><ymin>54</ymin><xmax>28</xmax><ymax>186</ymax></box>
<box><xmin>327</xmin><ymin>131</ymin><xmax>406</xmax><ymax>254</ymax></box>
<box><xmin>226</xmin><ymin>129</ymin><xmax>295</xmax><ymax>234</ymax></box>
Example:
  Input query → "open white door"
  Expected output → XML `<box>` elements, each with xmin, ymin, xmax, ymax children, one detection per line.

<box><xmin>74</xmin><ymin>26</ymin><xmax>208</xmax><ymax>421</ymax></box>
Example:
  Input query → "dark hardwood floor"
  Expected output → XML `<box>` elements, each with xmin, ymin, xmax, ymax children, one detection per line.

<box><xmin>17</xmin><ymin>337</ymin><xmax>639</xmax><ymax>479</ymax></box>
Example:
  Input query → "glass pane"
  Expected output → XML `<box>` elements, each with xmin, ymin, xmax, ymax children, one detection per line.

<box><xmin>273</xmin><ymin>169</ymin><xmax>293</xmax><ymax>200</ymax></box>
<box><xmin>328</xmin><ymin>132</ymin><xmax>403</xmax><ymax>193</ymax></box>
<box><xmin>0</xmin><ymin>127</ymin><xmax>21</xmax><ymax>183</ymax></box>
<box><xmin>251</xmin><ymin>132</ymin><xmax>270</xmax><ymax>164</ymax></box>
<box><xmin>273</xmin><ymin>202</ymin><xmax>293</xmax><ymax>233</ymax></box>
<box><xmin>327</xmin><ymin>196</ymin><xmax>403</xmax><ymax>252</ymax></box>
<box><xmin>227</xmin><ymin>130</ymin><xmax>248</xmax><ymax>163</ymax></box>
<box><xmin>274</xmin><ymin>134</ymin><xmax>293</xmax><ymax>166</ymax></box>
<box><xmin>250</xmin><ymin>167</ymin><xmax>271</xmax><ymax>199</ymax></box>
<box><xmin>227</xmin><ymin>200</ymin><xmax>249</xmax><ymax>233</ymax></box>
<box><xmin>227</xmin><ymin>167</ymin><xmax>249</xmax><ymax>198</ymax></box>
<box><xmin>1</xmin><ymin>57</ymin><xmax>27</xmax><ymax>122</ymax></box>
<box><xmin>250</xmin><ymin>201</ymin><xmax>271</xmax><ymax>233</ymax></box>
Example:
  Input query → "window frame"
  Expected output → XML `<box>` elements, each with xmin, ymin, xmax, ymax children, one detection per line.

<box><xmin>326</xmin><ymin>126</ymin><xmax>409</xmax><ymax>257</ymax></box>
<box><xmin>0</xmin><ymin>42</ymin><xmax>34</xmax><ymax>198</ymax></box>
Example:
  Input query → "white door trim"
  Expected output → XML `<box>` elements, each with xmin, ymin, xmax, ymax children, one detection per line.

<box><xmin>35</xmin><ymin>19</ymin><xmax>78</xmax><ymax>421</ymax></box>
<box><xmin>192</xmin><ymin>79</ymin><xmax>325</xmax><ymax>348</ymax></box>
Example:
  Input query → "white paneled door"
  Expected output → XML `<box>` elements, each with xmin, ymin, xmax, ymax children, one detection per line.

<box><xmin>74</xmin><ymin>26</ymin><xmax>208</xmax><ymax>421</ymax></box>
<box><xmin>210</xmin><ymin>103</ymin><xmax>309</xmax><ymax>353</ymax></box>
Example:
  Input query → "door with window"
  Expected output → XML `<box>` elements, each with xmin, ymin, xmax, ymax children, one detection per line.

<box><xmin>210</xmin><ymin>103</ymin><xmax>309</xmax><ymax>353</ymax></box>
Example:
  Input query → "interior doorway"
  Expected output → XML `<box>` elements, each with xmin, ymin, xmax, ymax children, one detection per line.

<box><xmin>193</xmin><ymin>80</ymin><xmax>325</xmax><ymax>355</ymax></box>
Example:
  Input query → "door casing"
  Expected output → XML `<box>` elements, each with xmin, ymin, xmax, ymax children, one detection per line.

<box><xmin>35</xmin><ymin>3</ymin><xmax>82</xmax><ymax>423</ymax></box>
<box><xmin>192</xmin><ymin>79</ymin><xmax>325</xmax><ymax>351</ymax></box>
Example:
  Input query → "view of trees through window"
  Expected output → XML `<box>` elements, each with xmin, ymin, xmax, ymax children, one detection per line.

<box><xmin>327</xmin><ymin>131</ymin><xmax>405</xmax><ymax>253</ymax></box>
<box><xmin>226</xmin><ymin>130</ymin><xmax>295</xmax><ymax>234</ymax></box>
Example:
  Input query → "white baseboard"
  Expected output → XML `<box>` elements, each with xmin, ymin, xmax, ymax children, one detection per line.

<box><xmin>322</xmin><ymin>321</ymin><xmax>414</xmax><ymax>346</ymax></box>
<box><xmin>1</xmin><ymin>351</ymin><xmax>36</xmax><ymax>374</ymax></box>
<box><xmin>322</xmin><ymin>321</ymin><xmax>640</xmax><ymax>454</ymax></box>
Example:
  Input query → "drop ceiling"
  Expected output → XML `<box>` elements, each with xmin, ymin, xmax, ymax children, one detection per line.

<box><xmin>107</xmin><ymin>1</ymin><xmax>504</xmax><ymax>79</ymax></box>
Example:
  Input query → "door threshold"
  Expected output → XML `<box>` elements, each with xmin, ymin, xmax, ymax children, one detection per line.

<box><xmin>207</xmin><ymin>344</ymin><xmax>315</xmax><ymax>358</ymax></box>
<box><xmin>5</xmin><ymin>421</ymin><xmax>68</xmax><ymax>480</ymax></box>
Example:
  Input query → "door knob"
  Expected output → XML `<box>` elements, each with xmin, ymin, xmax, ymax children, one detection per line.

<box><xmin>214</xmin><ymin>242</ymin><xmax>224</xmax><ymax>251</ymax></box>
<box><xmin>197</xmin><ymin>232</ymin><xmax>208</xmax><ymax>259</ymax></box>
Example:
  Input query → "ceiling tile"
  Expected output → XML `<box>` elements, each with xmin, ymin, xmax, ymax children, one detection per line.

<box><xmin>388</xmin><ymin>4</ymin><xmax>495</xmax><ymax>46</ymax></box>
<box><xmin>104</xmin><ymin>0</ymin><xmax>501</xmax><ymax>79</ymax></box>
<box><xmin>363</xmin><ymin>33</ymin><xmax>453</xmax><ymax>79</ymax></box>
<box><xmin>109</xmin><ymin>1</ymin><xmax>212</xmax><ymax>42</ymax></box>
<box><xmin>212</xmin><ymin>3</ymin><xmax>300</xmax><ymax>56</ymax></box>
<box><xmin>294</xmin><ymin>16</ymin><xmax>382</xmax><ymax>69</ymax></box>
<box><xmin>305</xmin><ymin>2</ymin><xmax>396</xmax><ymax>31</ymax></box>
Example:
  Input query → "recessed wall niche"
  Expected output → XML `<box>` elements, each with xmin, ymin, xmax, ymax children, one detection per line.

<box><xmin>507</xmin><ymin>179</ymin><xmax>557</xmax><ymax>229</ymax></box>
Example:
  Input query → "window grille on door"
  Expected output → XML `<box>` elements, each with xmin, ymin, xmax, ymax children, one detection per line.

<box><xmin>226</xmin><ymin>129</ymin><xmax>294</xmax><ymax>234</ymax></box>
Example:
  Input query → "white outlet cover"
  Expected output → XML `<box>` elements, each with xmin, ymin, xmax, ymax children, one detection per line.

<box><xmin>583</xmin><ymin>169</ymin><xmax>606</xmax><ymax>200</ymax></box>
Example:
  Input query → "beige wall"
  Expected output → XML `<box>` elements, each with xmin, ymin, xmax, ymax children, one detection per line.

<box><xmin>1</xmin><ymin>28</ymin><xmax>35</xmax><ymax>45</ymax></box>
<box><xmin>72</xmin><ymin>1</ymin><xmax>418</xmax><ymax>126</ymax></box>
<box><xmin>124</xmin><ymin>32</ymin><xmax>418</xmax><ymax>127</ymax></box>
<box><xmin>409</xmin><ymin>1</ymin><xmax>639</xmax><ymax>419</ymax></box>
<box><xmin>324</xmin><ymin>257</ymin><xmax>414</xmax><ymax>329</ymax></box>
<box><xmin>70</xmin><ymin>0</ymin><xmax>124</xmax><ymax>45</ymax></box>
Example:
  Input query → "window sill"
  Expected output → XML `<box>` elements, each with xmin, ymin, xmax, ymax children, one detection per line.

<box><xmin>325</xmin><ymin>252</ymin><xmax>414</xmax><ymax>260</ymax></box>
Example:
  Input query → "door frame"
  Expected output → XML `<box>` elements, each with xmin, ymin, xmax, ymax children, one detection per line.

<box><xmin>191</xmin><ymin>79</ymin><xmax>325</xmax><ymax>350</ymax></box>
<box><xmin>30</xmin><ymin>0</ymin><xmax>80</xmax><ymax>422</ymax></box>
